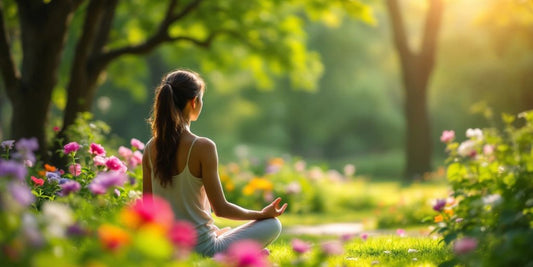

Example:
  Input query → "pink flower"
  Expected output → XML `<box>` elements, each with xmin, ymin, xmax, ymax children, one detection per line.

<box><xmin>118</xmin><ymin>146</ymin><xmax>132</xmax><ymax>161</ymax></box>
<box><xmin>131</xmin><ymin>138</ymin><xmax>145</xmax><ymax>150</ymax></box>
<box><xmin>360</xmin><ymin>233</ymin><xmax>369</xmax><ymax>241</ymax></box>
<box><xmin>93</xmin><ymin>156</ymin><xmax>106</xmax><ymax>166</ymax></box>
<box><xmin>223</xmin><ymin>240</ymin><xmax>269</xmax><ymax>267</ymax></box>
<box><xmin>105</xmin><ymin>156</ymin><xmax>127</xmax><ymax>173</ymax></box>
<box><xmin>53</xmin><ymin>126</ymin><xmax>60</xmax><ymax>132</ymax></box>
<box><xmin>453</xmin><ymin>237</ymin><xmax>478</xmax><ymax>255</ymax></box>
<box><xmin>69</xmin><ymin>163</ymin><xmax>81</xmax><ymax>177</ymax></box>
<box><xmin>321</xmin><ymin>240</ymin><xmax>344</xmax><ymax>256</ymax></box>
<box><xmin>128</xmin><ymin>151</ymin><xmax>143</xmax><ymax>169</ymax></box>
<box><xmin>291</xmin><ymin>238</ymin><xmax>311</xmax><ymax>254</ymax></box>
<box><xmin>169</xmin><ymin>220</ymin><xmax>197</xmax><ymax>253</ymax></box>
<box><xmin>483</xmin><ymin>144</ymin><xmax>494</xmax><ymax>155</ymax></box>
<box><xmin>129</xmin><ymin>195</ymin><xmax>174</xmax><ymax>229</ymax></box>
<box><xmin>432</xmin><ymin>199</ymin><xmax>446</xmax><ymax>212</ymax></box>
<box><xmin>440</xmin><ymin>130</ymin><xmax>455</xmax><ymax>143</ymax></box>
<box><xmin>63</xmin><ymin>142</ymin><xmax>80</xmax><ymax>155</ymax></box>
<box><xmin>341</xmin><ymin>233</ymin><xmax>355</xmax><ymax>242</ymax></box>
<box><xmin>89</xmin><ymin>143</ymin><xmax>106</xmax><ymax>156</ymax></box>
<box><xmin>31</xmin><ymin>176</ymin><xmax>44</xmax><ymax>186</ymax></box>
<box><xmin>396</xmin><ymin>229</ymin><xmax>406</xmax><ymax>237</ymax></box>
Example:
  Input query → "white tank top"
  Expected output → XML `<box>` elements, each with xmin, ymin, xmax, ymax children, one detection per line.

<box><xmin>146</xmin><ymin>138</ymin><xmax>217</xmax><ymax>251</ymax></box>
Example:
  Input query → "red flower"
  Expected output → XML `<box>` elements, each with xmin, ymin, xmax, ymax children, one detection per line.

<box><xmin>31</xmin><ymin>176</ymin><xmax>44</xmax><ymax>186</ymax></box>
<box><xmin>168</xmin><ymin>220</ymin><xmax>197</xmax><ymax>252</ymax></box>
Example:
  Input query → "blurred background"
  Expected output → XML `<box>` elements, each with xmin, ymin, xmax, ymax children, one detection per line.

<box><xmin>1</xmin><ymin>0</ymin><xmax>531</xmax><ymax>178</ymax></box>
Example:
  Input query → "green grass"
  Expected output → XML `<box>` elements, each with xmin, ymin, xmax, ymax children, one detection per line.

<box><xmin>268</xmin><ymin>235</ymin><xmax>452</xmax><ymax>267</ymax></box>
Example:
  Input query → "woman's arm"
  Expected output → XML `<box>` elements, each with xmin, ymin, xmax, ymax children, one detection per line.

<box><xmin>142</xmin><ymin>145</ymin><xmax>152</xmax><ymax>196</ymax></box>
<box><xmin>199</xmin><ymin>138</ymin><xmax>287</xmax><ymax>220</ymax></box>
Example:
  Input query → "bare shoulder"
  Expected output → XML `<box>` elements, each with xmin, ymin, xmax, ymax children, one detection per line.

<box><xmin>194</xmin><ymin>137</ymin><xmax>217</xmax><ymax>156</ymax></box>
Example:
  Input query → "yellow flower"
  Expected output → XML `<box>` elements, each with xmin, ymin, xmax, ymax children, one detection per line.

<box><xmin>225</xmin><ymin>181</ymin><xmax>235</xmax><ymax>192</ymax></box>
<box><xmin>434</xmin><ymin>214</ymin><xmax>444</xmax><ymax>223</ymax></box>
<box><xmin>269</xmin><ymin>157</ymin><xmax>284</xmax><ymax>167</ymax></box>
<box><xmin>243</xmin><ymin>185</ymin><xmax>254</xmax><ymax>196</ymax></box>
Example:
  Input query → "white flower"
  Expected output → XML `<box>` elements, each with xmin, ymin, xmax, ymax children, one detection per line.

<box><xmin>482</xmin><ymin>194</ymin><xmax>502</xmax><ymax>206</ymax></box>
<box><xmin>383</xmin><ymin>250</ymin><xmax>391</xmax><ymax>254</ymax></box>
<box><xmin>42</xmin><ymin>202</ymin><xmax>73</xmax><ymax>238</ymax></box>
<box><xmin>457</xmin><ymin>140</ymin><xmax>476</xmax><ymax>157</ymax></box>
<box><xmin>285</xmin><ymin>182</ymin><xmax>301</xmax><ymax>195</ymax></box>
<box><xmin>408</xmin><ymin>248</ymin><xmax>418</xmax><ymax>253</ymax></box>
<box><xmin>128</xmin><ymin>190</ymin><xmax>142</xmax><ymax>200</ymax></box>
<box><xmin>466</xmin><ymin>128</ymin><xmax>483</xmax><ymax>140</ymax></box>
<box><xmin>343</xmin><ymin>164</ymin><xmax>356</xmax><ymax>177</ymax></box>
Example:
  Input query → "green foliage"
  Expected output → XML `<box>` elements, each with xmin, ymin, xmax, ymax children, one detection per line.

<box><xmin>433</xmin><ymin>109</ymin><xmax>533</xmax><ymax>266</ymax></box>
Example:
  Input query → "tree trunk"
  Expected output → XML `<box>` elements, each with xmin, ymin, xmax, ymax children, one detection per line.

<box><xmin>9</xmin><ymin>1</ymin><xmax>74</xmax><ymax>161</ymax></box>
<box><xmin>386</xmin><ymin>0</ymin><xmax>443</xmax><ymax>179</ymax></box>
<box><xmin>403</xmin><ymin>59</ymin><xmax>432</xmax><ymax>178</ymax></box>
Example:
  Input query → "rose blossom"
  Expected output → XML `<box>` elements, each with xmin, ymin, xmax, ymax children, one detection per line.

<box><xmin>440</xmin><ymin>130</ymin><xmax>455</xmax><ymax>143</ymax></box>
<box><xmin>105</xmin><ymin>156</ymin><xmax>127</xmax><ymax>173</ymax></box>
<box><xmin>131</xmin><ymin>138</ymin><xmax>145</xmax><ymax>150</ymax></box>
<box><xmin>63</xmin><ymin>142</ymin><xmax>80</xmax><ymax>155</ymax></box>
<box><xmin>69</xmin><ymin>163</ymin><xmax>82</xmax><ymax>177</ymax></box>
<box><xmin>89</xmin><ymin>143</ymin><xmax>106</xmax><ymax>156</ymax></box>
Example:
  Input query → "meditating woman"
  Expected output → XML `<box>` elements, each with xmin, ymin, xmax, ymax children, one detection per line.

<box><xmin>142</xmin><ymin>69</ymin><xmax>287</xmax><ymax>257</ymax></box>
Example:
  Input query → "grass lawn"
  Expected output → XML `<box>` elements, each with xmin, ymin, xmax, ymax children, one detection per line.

<box><xmin>209</xmin><ymin>177</ymin><xmax>453</xmax><ymax>266</ymax></box>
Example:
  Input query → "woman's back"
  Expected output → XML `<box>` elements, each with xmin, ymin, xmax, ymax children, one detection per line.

<box><xmin>146</xmin><ymin>136</ymin><xmax>217</xmax><ymax>250</ymax></box>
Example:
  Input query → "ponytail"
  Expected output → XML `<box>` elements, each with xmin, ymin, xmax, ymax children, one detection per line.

<box><xmin>150</xmin><ymin>70</ymin><xmax>204</xmax><ymax>187</ymax></box>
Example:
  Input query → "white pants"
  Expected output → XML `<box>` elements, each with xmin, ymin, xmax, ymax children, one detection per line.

<box><xmin>201</xmin><ymin>218</ymin><xmax>282</xmax><ymax>257</ymax></box>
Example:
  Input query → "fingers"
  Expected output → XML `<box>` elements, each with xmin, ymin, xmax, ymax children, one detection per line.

<box><xmin>278</xmin><ymin>203</ymin><xmax>288</xmax><ymax>214</ymax></box>
<box><xmin>272</xmin><ymin>197</ymin><xmax>282</xmax><ymax>207</ymax></box>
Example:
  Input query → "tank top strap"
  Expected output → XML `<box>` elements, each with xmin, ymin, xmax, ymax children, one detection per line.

<box><xmin>186</xmin><ymin>138</ymin><xmax>198</xmax><ymax>167</ymax></box>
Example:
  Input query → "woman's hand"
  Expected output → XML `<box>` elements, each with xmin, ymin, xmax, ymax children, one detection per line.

<box><xmin>215</xmin><ymin>227</ymin><xmax>231</xmax><ymax>237</ymax></box>
<box><xmin>260</xmin><ymin>197</ymin><xmax>288</xmax><ymax>219</ymax></box>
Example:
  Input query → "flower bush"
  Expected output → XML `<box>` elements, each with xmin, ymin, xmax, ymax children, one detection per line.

<box><xmin>433</xmin><ymin>110</ymin><xmax>533</xmax><ymax>266</ymax></box>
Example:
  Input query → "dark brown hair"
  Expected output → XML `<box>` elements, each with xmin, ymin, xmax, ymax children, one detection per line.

<box><xmin>150</xmin><ymin>69</ymin><xmax>205</xmax><ymax>187</ymax></box>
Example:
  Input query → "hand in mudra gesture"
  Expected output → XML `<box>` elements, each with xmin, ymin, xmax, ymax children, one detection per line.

<box><xmin>261</xmin><ymin>197</ymin><xmax>288</xmax><ymax>218</ymax></box>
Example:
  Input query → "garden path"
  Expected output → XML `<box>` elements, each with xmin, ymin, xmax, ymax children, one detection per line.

<box><xmin>285</xmin><ymin>223</ymin><xmax>431</xmax><ymax>237</ymax></box>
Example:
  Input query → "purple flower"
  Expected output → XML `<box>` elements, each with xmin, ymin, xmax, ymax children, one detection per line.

<box><xmin>88</xmin><ymin>172</ymin><xmax>127</xmax><ymax>195</ymax></box>
<box><xmin>1</xmin><ymin>140</ymin><xmax>15</xmax><ymax>150</ymax></box>
<box><xmin>66</xmin><ymin>223</ymin><xmax>87</xmax><ymax>237</ymax></box>
<box><xmin>433</xmin><ymin>199</ymin><xmax>447</xmax><ymax>212</ymax></box>
<box><xmin>60</xmin><ymin>181</ymin><xmax>81</xmax><ymax>196</ymax></box>
<box><xmin>15</xmin><ymin>138</ymin><xmax>39</xmax><ymax>152</ymax></box>
<box><xmin>63</xmin><ymin>142</ymin><xmax>80</xmax><ymax>155</ymax></box>
<box><xmin>360</xmin><ymin>233</ymin><xmax>369</xmax><ymax>241</ymax></box>
<box><xmin>46</xmin><ymin>172</ymin><xmax>61</xmax><ymax>183</ymax></box>
<box><xmin>9</xmin><ymin>182</ymin><xmax>35</xmax><ymax>207</ymax></box>
<box><xmin>0</xmin><ymin>160</ymin><xmax>27</xmax><ymax>181</ymax></box>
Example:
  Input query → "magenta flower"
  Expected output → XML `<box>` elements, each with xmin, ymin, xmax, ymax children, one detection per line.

<box><xmin>360</xmin><ymin>233</ymin><xmax>369</xmax><ymax>241</ymax></box>
<box><xmin>0</xmin><ymin>160</ymin><xmax>27</xmax><ymax>181</ymax></box>
<box><xmin>169</xmin><ymin>220</ymin><xmax>197</xmax><ymax>252</ymax></box>
<box><xmin>131</xmin><ymin>138</ymin><xmax>145</xmax><ymax>150</ymax></box>
<box><xmin>89</xmin><ymin>143</ymin><xmax>106</xmax><ymax>156</ymax></box>
<box><xmin>63</xmin><ymin>142</ymin><xmax>80</xmax><ymax>155</ymax></box>
<box><xmin>129</xmin><ymin>195</ymin><xmax>174</xmax><ymax>229</ymax></box>
<box><xmin>291</xmin><ymin>238</ymin><xmax>311</xmax><ymax>254</ymax></box>
<box><xmin>396</xmin><ymin>228</ymin><xmax>406</xmax><ymax>237</ymax></box>
<box><xmin>432</xmin><ymin>199</ymin><xmax>446</xmax><ymax>212</ymax></box>
<box><xmin>105</xmin><ymin>156</ymin><xmax>127</xmax><ymax>173</ymax></box>
<box><xmin>341</xmin><ymin>233</ymin><xmax>355</xmax><ymax>242</ymax></box>
<box><xmin>224</xmin><ymin>239</ymin><xmax>269</xmax><ymax>267</ymax></box>
<box><xmin>129</xmin><ymin>151</ymin><xmax>143</xmax><ymax>168</ymax></box>
<box><xmin>60</xmin><ymin>180</ymin><xmax>81</xmax><ymax>196</ymax></box>
<box><xmin>440</xmin><ymin>130</ymin><xmax>455</xmax><ymax>143</ymax></box>
<box><xmin>69</xmin><ymin>163</ymin><xmax>82</xmax><ymax>177</ymax></box>
<box><xmin>88</xmin><ymin>172</ymin><xmax>127</xmax><ymax>195</ymax></box>
<box><xmin>453</xmin><ymin>237</ymin><xmax>478</xmax><ymax>255</ymax></box>
<box><xmin>321</xmin><ymin>240</ymin><xmax>344</xmax><ymax>256</ymax></box>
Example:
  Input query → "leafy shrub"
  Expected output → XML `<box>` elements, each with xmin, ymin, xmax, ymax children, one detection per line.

<box><xmin>433</xmin><ymin>110</ymin><xmax>533</xmax><ymax>267</ymax></box>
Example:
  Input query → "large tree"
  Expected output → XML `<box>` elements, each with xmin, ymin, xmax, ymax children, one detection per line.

<box><xmin>0</xmin><ymin>0</ymin><xmax>369</xmax><ymax>162</ymax></box>
<box><xmin>385</xmin><ymin>0</ymin><xmax>444</xmax><ymax>179</ymax></box>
